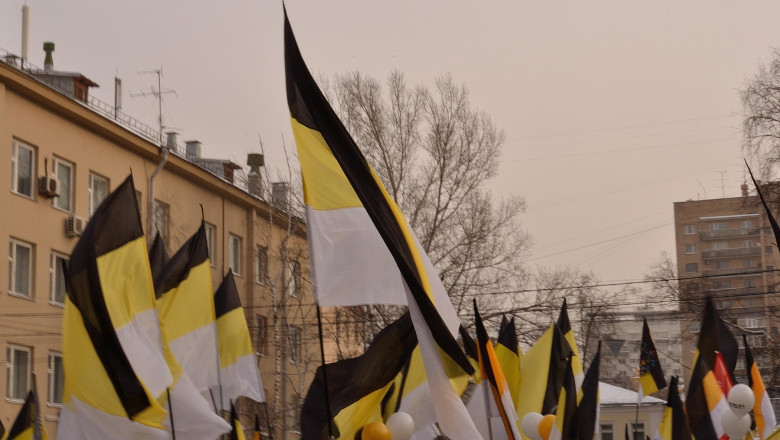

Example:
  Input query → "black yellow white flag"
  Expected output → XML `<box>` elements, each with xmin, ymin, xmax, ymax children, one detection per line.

<box><xmin>285</xmin><ymin>9</ymin><xmax>478</xmax><ymax>440</ymax></box>
<box><xmin>638</xmin><ymin>318</ymin><xmax>666</xmax><ymax>402</ymax></box>
<box><xmin>744</xmin><ymin>334</ymin><xmax>776</xmax><ymax>440</ymax></box>
<box><xmin>6</xmin><ymin>389</ymin><xmax>47</xmax><ymax>440</ymax></box>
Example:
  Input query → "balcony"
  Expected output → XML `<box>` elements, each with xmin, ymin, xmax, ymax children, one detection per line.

<box><xmin>701</xmin><ymin>247</ymin><xmax>761</xmax><ymax>260</ymax></box>
<box><xmin>701</xmin><ymin>267</ymin><xmax>764</xmax><ymax>277</ymax></box>
<box><xmin>700</xmin><ymin>227</ymin><xmax>760</xmax><ymax>240</ymax></box>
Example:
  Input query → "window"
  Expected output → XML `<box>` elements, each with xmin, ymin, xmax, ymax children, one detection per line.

<box><xmin>631</xmin><ymin>423</ymin><xmax>645</xmax><ymax>440</ymax></box>
<box><xmin>712</xmin><ymin>241</ymin><xmax>729</xmax><ymax>250</ymax></box>
<box><xmin>600</xmin><ymin>424</ymin><xmax>614</xmax><ymax>440</ymax></box>
<box><xmin>715</xmin><ymin>261</ymin><xmax>729</xmax><ymax>269</ymax></box>
<box><xmin>9</xmin><ymin>239</ymin><xmax>33</xmax><ymax>298</ymax></box>
<box><xmin>52</xmin><ymin>157</ymin><xmax>74</xmax><ymax>212</ymax></box>
<box><xmin>683</xmin><ymin>224</ymin><xmax>696</xmax><ymax>235</ymax></box>
<box><xmin>765</xmin><ymin>227</ymin><xmax>772</xmax><ymax>235</ymax></box>
<box><xmin>710</xmin><ymin>222</ymin><xmax>727</xmax><ymax>231</ymax></box>
<box><xmin>11</xmin><ymin>140</ymin><xmax>34</xmax><ymax>198</ymax></box>
<box><xmin>743</xmin><ymin>259</ymin><xmax>757</xmax><ymax>268</ymax></box>
<box><xmin>689</xmin><ymin>322</ymin><xmax>701</xmax><ymax>333</ymax></box>
<box><xmin>229</xmin><ymin>234</ymin><xmax>242</xmax><ymax>276</ymax></box>
<box><xmin>742</xmin><ymin>240</ymin><xmax>752</xmax><ymax>248</ymax></box>
<box><xmin>741</xmin><ymin>220</ymin><xmax>753</xmax><ymax>228</ymax></box>
<box><xmin>744</xmin><ymin>318</ymin><xmax>759</xmax><ymax>328</ymax></box>
<box><xmin>47</xmin><ymin>352</ymin><xmax>64</xmax><ymax>405</ymax></box>
<box><xmin>685</xmin><ymin>263</ymin><xmax>698</xmax><ymax>273</ymax></box>
<box><xmin>88</xmin><ymin>173</ymin><xmax>109</xmax><ymax>217</ymax></box>
<box><xmin>256</xmin><ymin>315</ymin><xmax>268</xmax><ymax>357</ymax></box>
<box><xmin>50</xmin><ymin>252</ymin><xmax>68</xmax><ymax>306</ymax></box>
<box><xmin>204</xmin><ymin>223</ymin><xmax>216</xmax><ymax>267</ymax></box>
<box><xmin>255</xmin><ymin>245</ymin><xmax>268</xmax><ymax>285</ymax></box>
<box><xmin>714</xmin><ymin>280</ymin><xmax>731</xmax><ymax>290</ymax></box>
<box><xmin>152</xmin><ymin>201</ymin><xmax>170</xmax><ymax>245</ymax></box>
<box><xmin>289</xmin><ymin>325</ymin><xmax>302</xmax><ymax>363</ymax></box>
<box><xmin>766</xmin><ymin>246</ymin><xmax>774</xmax><ymax>254</ymax></box>
<box><xmin>6</xmin><ymin>345</ymin><xmax>30</xmax><ymax>400</ymax></box>
<box><xmin>686</xmin><ymin>282</ymin><xmax>700</xmax><ymax>292</ymax></box>
<box><xmin>745</xmin><ymin>279</ymin><xmax>756</xmax><ymax>288</ymax></box>
<box><xmin>684</xmin><ymin>244</ymin><xmax>697</xmax><ymax>254</ymax></box>
<box><xmin>288</xmin><ymin>260</ymin><xmax>301</xmax><ymax>297</ymax></box>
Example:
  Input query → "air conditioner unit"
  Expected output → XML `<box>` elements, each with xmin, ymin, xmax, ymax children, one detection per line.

<box><xmin>65</xmin><ymin>215</ymin><xmax>86</xmax><ymax>238</ymax></box>
<box><xmin>38</xmin><ymin>176</ymin><xmax>59</xmax><ymax>197</ymax></box>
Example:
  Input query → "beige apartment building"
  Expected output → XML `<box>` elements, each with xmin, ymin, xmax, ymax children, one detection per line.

<box><xmin>0</xmin><ymin>48</ymin><xmax>320</xmax><ymax>438</ymax></box>
<box><xmin>673</xmin><ymin>187</ymin><xmax>780</xmax><ymax>397</ymax></box>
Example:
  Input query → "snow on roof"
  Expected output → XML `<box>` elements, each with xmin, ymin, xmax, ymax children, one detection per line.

<box><xmin>599</xmin><ymin>382</ymin><xmax>665</xmax><ymax>406</ymax></box>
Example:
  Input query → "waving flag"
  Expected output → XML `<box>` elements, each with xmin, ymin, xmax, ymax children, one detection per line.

<box><xmin>638</xmin><ymin>318</ymin><xmax>666</xmax><ymax>402</ymax></box>
<box><xmin>557</xmin><ymin>299</ymin><xmax>584</xmax><ymax>387</ymax></box>
<box><xmin>654</xmin><ymin>376</ymin><xmax>692</xmax><ymax>440</ymax></box>
<box><xmin>687</xmin><ymin>355</ymin><xmax>729</xmax><ymax>440</ymax></box>
<box><xmin>744</xmin><ymin>335</ymin><xmax>776</xmax><ymax>440</ymax></box>
<box><xmin>285</xmin><ymin>9</ymin><xmax>478</xmax><ymax>440</ymax></box>
<box><xmin>474</xmin><ymin>301</ymin><xmax>521</xmax><ymax>440</ymax></box>
<box><xmin>516</xmin><ymin>324</ymin><xmax>572</xmax><ymax>424</ymax></box>
<box><xmin>6</xmin><ymin>389</ymin><xmax>47</xmax><ymax>440</ymax></box>
<box><xmin>57</xmin><ymin>176</ymin><xmax>172</xmax><ymax>439</ymax></box>
<box><xmin>495</xmin><ymin>316</ymin><xmax>521</xmax><ymax>411</ymax></box>
<box><xmin>548</xmin><ymin>357</ymin><xmax>577</xmax><ymax>440</ymax></box>
<box><xmin>576</xmin><ymin>341</ymin><xmax>601</xmax><ymax>440</ymax></box>
<box><xmin>211</xmin><ymin>270</ymin><xmax>265</xmax><ymax>409</ymax></box>
<box><xmin>148</xmin><ymin>233</ymin><xmax>169</xmax><ymax>281</ymax></box>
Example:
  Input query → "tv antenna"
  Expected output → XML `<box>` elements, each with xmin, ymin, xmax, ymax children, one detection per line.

<box><xmin>131</xmin><ymin>67</ymin><xmax>177</xmax><ymax>146</ymax></box>
<box><xmin>716</xmin><ymin>171</ymin><xmax>727</xmax><ymax>198</ymax></box>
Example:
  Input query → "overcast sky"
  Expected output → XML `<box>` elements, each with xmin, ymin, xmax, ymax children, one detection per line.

<box><xmin>3</xmin><ymin>1</ymin><xmax>780</xmax><ymax>296</ymax></box>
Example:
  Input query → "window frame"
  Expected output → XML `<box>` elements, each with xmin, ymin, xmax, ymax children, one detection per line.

<box><xmin>255</xmin><ymin>245</ymin><xmax>268</xmax><ymax>285</ymax></box>
<box><xmin>8</xmin><ymin>238</ymin><xmax>34</xmax><ymax>299</ymax></box>
<box><xmin>6</xmin><ymin>344</ymin><xmax>31</xmax><ymax>401</ymax></box>
<box><xmin>204</xmin><ymin>223</ymin><xmax>216</xmax><ymax>267</ymax></box>
<box><xmin>87</xmin><ymin>172</ymin><xmax>109</xmax><ymax>217</ymax></box>
<box><xmin>47</xmin><ymin>351</ymin><xmax>64</xmax><ymax>406</ymax></box>
<box><xmin>256</xmin><ymin>315</ymin><xmax>268</xmax><ymax>357</ymax></box>
<box><xmin>51</xmin><ymin>156</ymin><xmax>74</xmax><ymax>212</ymax></box>
<box><xmin>49</xmin><ymin>251</ymin><xmax>68</xmax><ymax>306</ymax></box>
<box><xmin>288</xmin><ymin>325</ymin><xmax>302</xmax><ymax>364</ymax></box>
<box><xmin>684</xmin><ymin>243</ymin><xmax>697</xmax><ymax>254</ymax></box>
<box><xmin>11</xmin><ymin>140</ymin><xmax>35</xmax><ymax>199</ymax></box>
<box><xmin>685</xmin><ymin>263</ymin><xmax>698</xmax><ymax>273</ymax></box>
<box><xmin>152</xmin><ymin>200</ymin><xmax>170</xmax><ymax>246</ymax></box>
<box><xmin>600</xmin><ymin>424</ymin><xmax>614</xmax><ymax>440</ymax></box>
<box><xmin>683</xmin><ymin>224</ymin><xmax>696</xmax><ymax>235</ymax></box>
<box><xmin>288</xmin><ymin>260</ymin><xmax>301</xmax><ymax>297</ymax></box>
<box><xmin>229</xmin><ymin>234</ymin><xmax>242</xmax><ymax>276</ymax></box>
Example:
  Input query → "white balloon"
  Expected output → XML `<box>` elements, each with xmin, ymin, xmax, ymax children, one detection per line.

<box><xmin>721</xmin><ymin>409</ymin><xmax>752</xmax><ymax>439</ymax></box>
<box><xmin>386</xmin><ymin>412</ymin><xmax>415</xmax><ymax>440</ymax></box>
<box><xmin>728</xmin><ymin>383</ymin><xmax>756</xmax><ymax>417</ymax></box>
<box><xmin>521</xmin><ymin>413</ymin><xmax>544</xmax><ymax>440</ymax></box>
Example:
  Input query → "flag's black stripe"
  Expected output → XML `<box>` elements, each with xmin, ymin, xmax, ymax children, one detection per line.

<box><xmin>7</xmin><ymin>390</ymin><xmax>34</xmax><ymax>439</ymax></box>
<box><xmin>497</xmin><ymin>316</ymin><xmax>518</xmax><ymax>353</ymax></box>
<box><xmin>459</xmin><ymin>325</ymin><xmax>478</xmax><ymax>361</ymax></box>
<box><xmin>576</xmin><ymin>341</ymin><xmax>600</xmax><ymax>440</ymax></box>
<box><xmin>149</xmin><ymin>233</ymin><xmax>169</xmax><ymax>281</ymax></box>
<box><xmin>284</xmin><ymin>11</ymin><xmax>472</xmax><ymax>375</ymax></box>
<box><xmin>214</xmin><ymin>270</ymin><xmax>242</xmax><ymax>319</ymax></box>
<box><xmin>667</xmin><ymin>376</ymin><xmax>693</xmax><ymax>440</ymax></box>
<box><xmin>686</xmin><ymin>357</ymin><xmax>718</xmax><ymax>440</ymax></box>
<box><xmin>746</xmin><ymin>160</ymin><xmax>780</xmax><ymax>249</ymax></box>
<box><xmin>744</xmin><ymin>334</ymin><xmax>756</xmax><ymax>388</ymax></box>
<box><xmin>557</xmin><ymin>298</ymin><xmax>572</xmax><ymax>335</ymax></box>
<box><xmin>557</xmin><ymin>356</ymin><xmax>578</xmax><ymax>440</ymax></box>
<box><xmin>301</xmin><ymin>313</ymin><xmax>417</xmax><ymax>440</ymax></box>
<box><xmin>541</xmin><ymin>324</ymin><xmax>572</xmax><ymax>415</ymax></box>
<box><xmin>154</xmin><ymin>222</ymin><xmax>209</xmax><ymax>298</ymax></box>
<box><xmin>67</xmin><ymin>176</ymin><xmax>150</xmax><ymax>418</ymax></box>
<box><xmin>697</xmin><ymin>297</ymin><xmax>737</xmax><ymax>381</ymax></box>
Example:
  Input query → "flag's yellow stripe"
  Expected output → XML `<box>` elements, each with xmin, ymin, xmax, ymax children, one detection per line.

<box><xmin>563</xmin><ymin>330</ymin><xmax>583</xmax><ymax>380</ymax></box>
<box><xmin>333</xmin><ymin>385</ymin><xmax>394</xmax><ymax>440</ymax></box>
<box><xmin>97</xmin><ymin>237</ymin><xmax>156</xmax><ymax>329</ymax></box>
<box><xmin>156</xmin><ymin>260</ymin><xmax>215</xmax><ymax>341</ymax></box>
<box><xmin>495</xmin><ymin>343</ymin><xmax>520</xmax><ymax>409</ymax></box>
<box><xmin>517</xmin><ymin>325</ymin><xmax>553</xmax><ymax>420</ymax></box>
<box><xmin>639</xmin><ymin>372</ymin><xmax>660</xmax><ymax>396</ymax></box>
<box><xmin>293</xmin><ymin>119</ymin><xmax>362</xmax><ymax>210</ymax></box>
<box><xmin>657</xmin><ymin>407</ymin><xmax>673</xmax><ymax>440</ymax></box>
<box><xmin>217</xmin><ymin>308</ymin><xmax>254</xmax><ymax>368</ymax></box>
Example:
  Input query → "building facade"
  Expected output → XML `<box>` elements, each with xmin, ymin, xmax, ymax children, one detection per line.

<box><xmin>0</xmin><ymin>49</ymin><xmax>319</xmax><ymax>438</ymax></box>
<box><xmin>673</xmin><ymin>188</ymin><xmax>780</xmax><ymax>397</ymax></box>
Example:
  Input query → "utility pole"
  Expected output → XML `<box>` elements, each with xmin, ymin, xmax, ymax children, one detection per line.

<box><xmin>716</xmin><ymin>171</ymin><xmax>727</xmax><ymax>198</ymax></box>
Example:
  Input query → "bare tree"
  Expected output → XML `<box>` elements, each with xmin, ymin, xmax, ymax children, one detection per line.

<box><xmin>742</xmin><ymin>47</ymin><xmax>780</xmax><ymax>178</ymax></box>
<box><xmin>325</xmin><ymin>71</ymin><xmax>531</xmax><ymax>324</ymax></box>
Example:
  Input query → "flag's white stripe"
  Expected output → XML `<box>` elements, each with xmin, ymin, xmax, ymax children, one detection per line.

<box><xmin>407</xmin><ymin>292</ymin><xmax>481</xmax><ymax>440</ymax></box>
<box><xmin>56</xmin><ymin>399</ymin><xmax>169</xmax><ymax>440</ymax></box>
<box><xmin>307</xmin><ymin>205</ymin><xmax>460</xmax><ymax>333</ymax></box>
<box><xmin>213</xmin><ymin>353</ymin><xmax>265</xmax><ymax>409</ymax></box>
<box><xmin>115</xmin><ymin>309</ymin><xmax>172</xmax><ymax>397</ymax></box>
<box><xmin>710</xmin><ymin>397</ymin><xmax>729</xmax><ymax>439</ymax></box>
<box><xmin>500</xmin><ymin>388</ymin><xmax>521</xmax><ymax>439</ymax></box>
<box><xmin>166</xmin><ymin>372</ymin><xmax>231</xmax><ymax>439</ymax></box>
<box><xmin>169</xmin><ymin>323</ymin><xmax>219</xmax><ymax>393</ymax></box>
<box><xmin>760</xmin><ymin>391</ymin><xmax>776</xmax><ymax>439</ymax></box>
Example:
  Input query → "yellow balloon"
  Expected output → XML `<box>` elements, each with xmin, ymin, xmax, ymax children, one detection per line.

<box><xmin>362</xmin><ymin>421</ymin><xmax>392</xmax><ymax>440</ymax></box>
<box><xmin>538</xmin><ymin>414</ymin><xmax>555</xmax><ymax>440</ymax></box>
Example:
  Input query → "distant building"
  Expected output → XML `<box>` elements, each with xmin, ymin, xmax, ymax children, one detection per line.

<box><xmin>673</xmin><ymin>185</ymin><xmax>780</xmax><ymax>396</ymax></box>
<box><xmin>586</xmin><ymin>310</ymin><xmax>685</xmax><ymax>396</ymax></box>
<box><xmin>598</xmin><ymin>382</ymin><xmax>665</xmax><ymax>440</ymax></box>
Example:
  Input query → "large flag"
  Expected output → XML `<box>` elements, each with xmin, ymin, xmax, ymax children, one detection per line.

<box><xmin>301</xmin><ymin>313</ymin><xmax>417</xmax><ymax>440</ymax></box>
<box><xmin>576</xmin><ymin>341</ymin><xmax>601</xmax><ymax>440</ymax></box>
<box><xmin>285</xmin><ymin>10</ymin><xmax>478</xmax><ymax>440</ymax></box>
<box><xmin>154</xmin><ymin>222</ymin><xmax>219</xmax><ymax>393</ymax></box>
<box><xmin>6</xmin><ymin>389</ymin><xmax>47</xmax><ymax>440</ymax></box>
<box><xmin>686</xmin><ymin>355</ymin><xmax>729</xmax><ymax>440</ymax></box>
<box><xmin>211</xmin><ymin>270</ymin><xmax>265</xmax><ymax>409</ymax></box>
<box><xmin>654</xmin><ymin>376</ymin><xmax>692</xmax><ymax>440</ymax></box>
<box><xmin>474</xmin><ymin>301</ymin><xmax>521</xmax><ymax>440</ymax></box>
<box><xmin>744</xmin><ymin>335</ymin><xmax>776</xmax><ymax>440</ymax></box>
<box><xmin>495</xmin><ymin>316</ymin><xmax>521</xmax><ymax>411</ymax></box>
<box><xmin>638</xmin><ymin>318</ymin><xmax>666</xmax><ymax>402</ymax></box>
<box><xmin>696</xmin><ymin>298</ymin><xmax>738</xmax><ymax>380</ymax></box>
<box><xmin>548</xmin><ymin>356</ymin><xmax>577</xmax><ymax>440</ymax></box>
<box><xmin>58</xmin><ymin>175</ymin><xmax>173</xmax><ymax>439</ymax></box>
<box><xmin>557</xmin><ymin>299</ymin><xmax>584</xmax><ymax>387</ymax></box>
<box><xmin>516</xmin><ymin>324</ymin><xmax>572</xmax><ymax>428</ymax></box>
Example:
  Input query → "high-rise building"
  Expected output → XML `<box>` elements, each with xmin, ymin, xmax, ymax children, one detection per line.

<box><xmin>673</xmin><ymin>185</ymin><xmax>780</xmax><ymax>394</ymax></box>
<box><xmin>0</xmin><ymin>45</ymin><xmax>324</xmax><ymax>438</ymax></box>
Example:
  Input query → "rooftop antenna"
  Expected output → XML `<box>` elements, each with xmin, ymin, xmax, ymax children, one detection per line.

<box><xmin>130</xmin><ymin>67</ymin><xmax>176</xmax><ymax>147</ymax></box>
<box><xmin>716</xmin><ymin>171</ymin><xmax>727</xmax><ymax>198</ymax></box>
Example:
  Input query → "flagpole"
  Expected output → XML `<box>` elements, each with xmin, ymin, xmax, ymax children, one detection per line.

<box><xmin>632</xmin><ymin>400</ymin><xmax>640</xmax><ymax>440</ymax></box>
<box><xmin>482</xmin><ymin>378</ymin><xmax>494</xmax><ymax>440</ymax></box>
<box><xmin>167</xmin><ymin>387</ymin><xmax>178</xmax><ymax>440</ymax></box>
<box><xmin>264</xmin><ymin>402</ymin><xmax>274</xmax><ymax>440</ymax></box>
<box><xmin>315</xmin><ymin>306</ymin><xmax>336</xmax><ymax>438</ymax></box>
<box><xmin>393</xmin><ymin>352</ymin><xmax>413</xmax><ymax>413</ymax></box>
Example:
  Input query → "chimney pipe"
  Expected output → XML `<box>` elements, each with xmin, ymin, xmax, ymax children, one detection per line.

<box><xmin>185</xmin><ymin>140</ymin><xmax>201</xmax><ymax>160</ymax></box>
<box><xmin>742</xmin><ymin>183</ymin><xmax>749</xmax><ymax>197</ymax></box>
<box><xmin>165</xmin><ymin>132</ymin><xmax>178</xmax><ymax>151</ymax></box>
<box><xmin>247</xmin><ymin>153</ymin><xmax>265</xmax><ymax>197</ymax></box>
<box><xmin>272</xmin><ymin>182</ymin><xmax>290</xmax><ymax>211</ymax></box>
<box><xmin>21</xmin><ymin>6</ymin><xmax>29</xmax><ymax>61</ymax></box>
<box><xmin>114</xmin><ymin>77</ymin><xmax>122</xmax><ymax>118</ymax></box>
<box><xmin>43</xmin><ymin>41</ymin><xmax>54</xmax><ymax>72</ymax></box>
